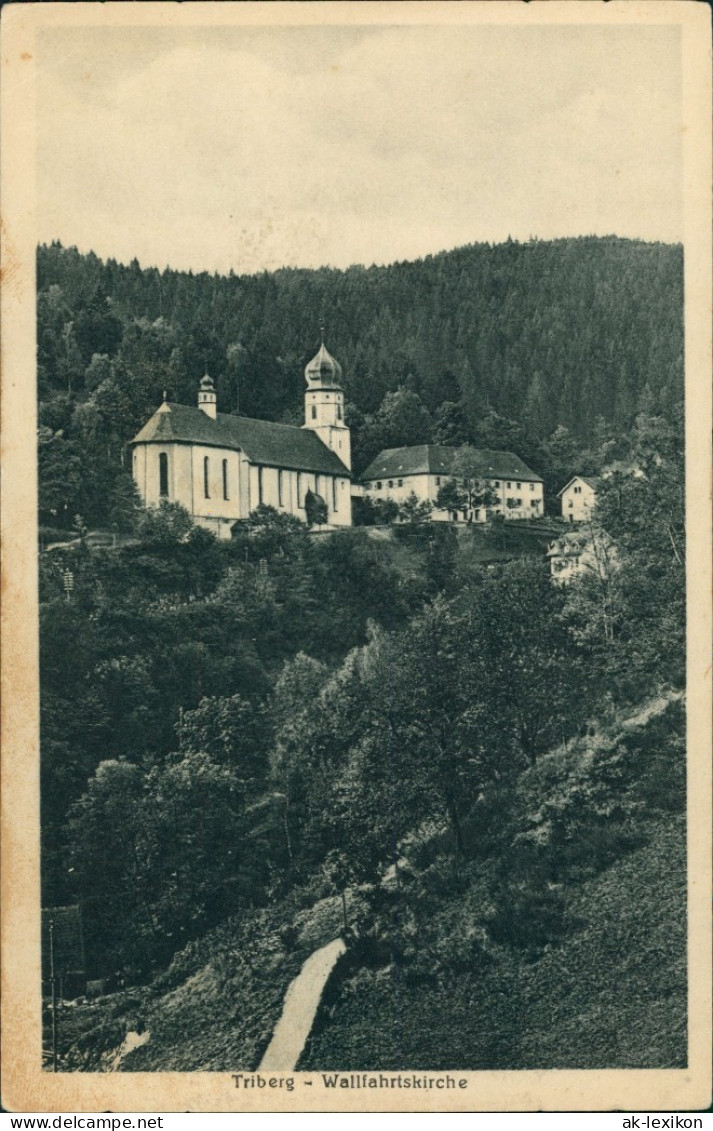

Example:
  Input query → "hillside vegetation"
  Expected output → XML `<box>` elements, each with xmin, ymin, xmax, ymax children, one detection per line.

<box><xmin>49</xmin><ymin>696</ymin><xmax>686</xmax><ymax>1072</ymax></box>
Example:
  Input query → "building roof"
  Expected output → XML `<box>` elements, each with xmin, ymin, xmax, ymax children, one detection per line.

<box><xmin>361</xmin><ymin>445</ymin><xmax>543</xmax><ymax>483</ymax></box>
<box><xmin>557</xmin><ymin>475</ymin><xmax>601</xmax><ymax>496</ymax></box>
<box><xmin>131</xmin><ymin>403</ymin><xmax>351</xmax><ymax>477</ymax></box>
<box><xmin>304</xmin><ymin>341</ymin><xmax>343</xmax><ymax>389</ymax></box>
<box><xmin>546</xmin><ymin>533</ymin><xmax>588</xmax><ymax>557</ymax></box>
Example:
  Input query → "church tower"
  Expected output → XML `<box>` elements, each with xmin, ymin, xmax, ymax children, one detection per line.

<box><xmin>303</xmin><ymin>340</ymin><xmax>351</xmax><ymax>470</ymax></box>
<box><xmin>198</xmin><ymin>373</ymin><xmax>217</xmax><ymax>419</ymax></box>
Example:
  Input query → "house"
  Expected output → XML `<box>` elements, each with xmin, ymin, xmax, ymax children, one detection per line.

<box><xmin>547</xmin><ymin>526</ymin><xmax>617</xmax><ymax>584</ymax></box>
<box><xmin>558</xmin><ymin>475</ymin><xmax>599</xmax><ymax>523</ymax></box>
<box><xmin>360</xmin><ymin>445</ymin><xmax>544</xmax><ymax>522</ymax></box>
<box><xmin>130</xmin><ymin>341</ymin><xmax>352</xmax><ymax>538</ymax></box>
<box><xmin>547</xmin><ymin>531</ymin><xmax>589</xmax><ymax>581</ymax></box>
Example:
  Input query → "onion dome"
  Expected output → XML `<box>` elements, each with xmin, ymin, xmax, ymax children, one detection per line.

<box><xmin>304</xmin><ymin>342</ymin><xmax>343</xmax><ymax>389</ymax></box>
<box><xmin>199</xmin><ymin>373</ymin><xmax>215</xmax><ymax>392</ymax></box>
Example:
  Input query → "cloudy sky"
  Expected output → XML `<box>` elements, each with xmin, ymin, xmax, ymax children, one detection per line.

<box><xmin>36</xmin><ymin>20</ymin><xmax>682</xmax><ymax>274</ymax></box>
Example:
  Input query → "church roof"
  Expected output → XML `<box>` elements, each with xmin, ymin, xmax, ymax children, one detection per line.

<box><xmin>131</xmin><ymin>403</ymin><xmax>351</xmax><ymax>477</ymax></box>
<box><xmin>361</xmin><ymin>445</ymin><xmax>542</xmax><ymax>483</ymax></box>
<box><xmin>305</xmin><ymin>342</ymin><xmax>343</xmax><ymax>388</ymax></box>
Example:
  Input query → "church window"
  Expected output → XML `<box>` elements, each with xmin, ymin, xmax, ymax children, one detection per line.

<box><xmin>204</xmin><ymin>456</ymin><xmax>210</xmax><ymax>498</ymax></box>
<box><xmin>311</xmin><ymin>405</ymin><xmax>317</xmax><ymax>420</ymax></box>
<box><xmin>337</xmin><ymin>404</ymin><xmax>343</xmax><ymax>421</ymax></box>
<box><xmin>258</xmin><ymin>466</ymin><xmax>264</xmax><ymax>505</ymax></box>
<box><xmin>297</xmin><ymin>472</ymin><xmax>303</xmax><ymax>507</ymax></box>
<box><xmin>159</xmin><ymin>452</ymin><xmax>169</xmax><ymax>497</ymax></box>
<box><xmin>222</xmin><ymin>459</ymin><xmax>229</xmax><ymax>500</ymax></box>
<box><xmin>332</xmin><ymin>478</ymin><xmax>338</xmax><ymax>512</ymax></box>
<box><xmin>278</xmin><ymin>469</ymin><xmax>284</xmax><ymax>507</ymax></box>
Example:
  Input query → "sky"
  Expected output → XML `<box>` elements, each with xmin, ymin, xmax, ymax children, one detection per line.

<box><xmin>36</xmin><ymin>21</ymin><xmax>682</xmax><ymax>275</ymax></box>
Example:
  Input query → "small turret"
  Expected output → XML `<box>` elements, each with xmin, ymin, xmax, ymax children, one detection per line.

<box><xmin>198</xmin><ymin>373</ymin><xmax>217</xmax><ymax>420</ymax></box>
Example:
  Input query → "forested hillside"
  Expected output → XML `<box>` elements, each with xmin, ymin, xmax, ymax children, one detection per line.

<box><xmin>37</xmin><ymin>236</ymin><xmax>682</xmax><ymax>526</ymax></box>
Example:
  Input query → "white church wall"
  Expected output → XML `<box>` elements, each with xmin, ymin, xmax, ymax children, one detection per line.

<box><xmin>329</xmin><ymin>476</ymin><xmax>352</xmax><ymax>526</ymax></box>
<box><xmin>190</xmin><ymin>445</ymin><xmax>242</xmax><ymax>523</ymax></box>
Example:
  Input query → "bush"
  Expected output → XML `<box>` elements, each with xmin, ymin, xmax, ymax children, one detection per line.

<box><xmin>487</xmin><ymin>883</ymin><xmax>570</xmax><ymax>953</ymax></box>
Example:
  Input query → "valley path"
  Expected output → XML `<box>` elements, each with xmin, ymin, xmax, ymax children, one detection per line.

<box><xmin>258</xmin><ymin>937</ymin><xmax>346</xmax><ymax>1072</ymax></box>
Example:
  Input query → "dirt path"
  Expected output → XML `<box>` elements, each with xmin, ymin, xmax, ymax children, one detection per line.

<box><xmin>258</xmin><ymin>938</ymin><xmax>346</xmax><ymax>1072</ymax></box>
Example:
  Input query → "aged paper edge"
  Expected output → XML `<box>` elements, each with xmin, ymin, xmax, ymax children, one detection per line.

<box><xmin>1</xmin><ymin>1</ymin><xmax>711</xmax><ymax>1114</ymax></box>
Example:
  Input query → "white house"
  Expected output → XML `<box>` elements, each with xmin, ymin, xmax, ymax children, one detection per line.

<box><xmin>130</xmin><ymin>341</ymin><xmax>352</xmax><ymax>538</ymax></box>
<box><xmin>558</xmin><ymin>475</ymin><xmax>599</xmax><ymax>523</ymax></box>
<box><xmin>547</xmin><ymin>526</ymin><xmax>617</xmax><ymax>584</ymax></box>
<box><xmin>361</xmin><ymin>445</ymin><xmax>544</xmax><ymax>522</ymax></box>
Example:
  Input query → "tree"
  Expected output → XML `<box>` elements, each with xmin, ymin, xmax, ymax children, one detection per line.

<box><xmin>352</xmin><ymin>495</ymin><xmax>399</xmax><ymax>526</ymax></box>
<box><xmin>140</xmin><ymin>751</ymin><xmax>251</xmax><ymax>950</ymax></box>
<box><xmin>593</xmin><ymin>412</ymin><xmax>685</xmax><ymax>689</ymax></box>
<box><xmin>177</xmin><ymin>693</ymin><xmax>270</xmax><ymax>789</ymax></box>
<box><xmin>461</xmin><ymin>558</ymin><xmax>588</xmax><ymax>763</ymax></box>
<box><xmin>38</xmin><ymin>430</ymin><xmax>84</xmax><ymax>525</ymax></box>
<box><xmin>304</xmin><ymin>489</ymin><xmax>328</xmax><ymax>528</ymax></box>
<box><xmin>432</xmin><ymin>401</ymin><xmax>469</xmax><ymax>446</ymax></box>
<box><xmin>67</xmin><ymin>759</ymin><xmax>153</xmax><ymax>974</ymax></box>
<box><xmin>135</xmin><ymin>500</ymin><xmax>194</xmax><ymax>545</ymax></box>
<box><xmin>389</xmin><ymin>598</ymin><xmax>498</xmax><ymax>855</ymax></box>
<box><xmin>398</xmin><ymin>491</ymin><xmax>433</xmax><ymax>525</ymax></box>
<box><xmin>436</xmin><ymin>446</ymin><xmax>496</xmax><ymax>519</ymax></box>
<box><xmin>106</xmin><ymin>471</ymin><xmax>142</xmax><ymax>533</ymax></box>
<box><xmin>370</xmin><ymin>387</ymin><xmax>433</xmax><ymax>452</ymax></box>
<box><xmin>435</xmin><ymin>478</ymin><xmax>467</xmax><ymax>516</ymax></box>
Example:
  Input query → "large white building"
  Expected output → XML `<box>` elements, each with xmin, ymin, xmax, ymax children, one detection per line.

<box><xmin>130</xmin><ymin>342</ymin><xmax>352</xmax><ymax>538</ymax></box>
<box><xmin>361</xmin><ymin>445</ymin><xmax>544</xmax><ymax>522</ymax></box>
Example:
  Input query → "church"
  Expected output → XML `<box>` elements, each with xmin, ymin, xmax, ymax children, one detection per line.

<box><xmin>130</xmin><ymin>341</ymin><xmax>353</xmax><ymax>538</ymax></box>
